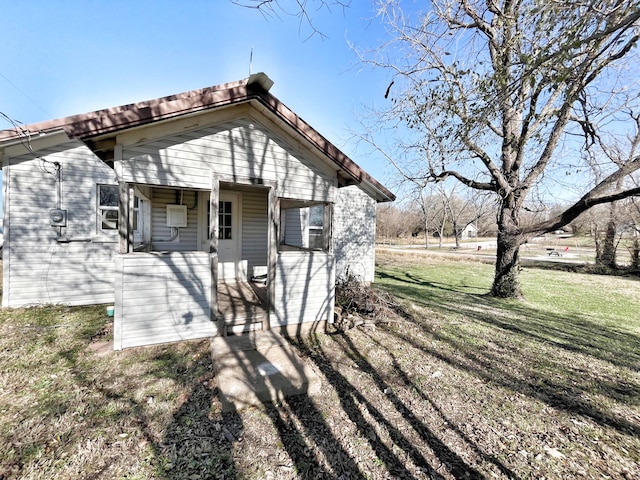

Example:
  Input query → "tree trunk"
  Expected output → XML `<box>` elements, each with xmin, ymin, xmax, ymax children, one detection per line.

<box><xmin>437</xmin><ymin>223</ymin><xmax>444</xmax><ymax>249</ymax></box>
<box><xmin>452</xmin><ymin>220</ymin><xmax>460</xmax><ymax>248</ymax></box>
<box><xmin>596</xmin><ymin>218</ymin><xmax>617</xmax><ymax>269</ymax></box>
<box><xmin>629</xmin><ymin>236</ymin><xmax>640</xmax><ymax>271</ymax></box>
<box><xmin>424</xmin><ymin>218</ymin><xmax>429</xmax><ymax>249</ymax></box>
<box><xmin>490</xmin><ymin>204</ymin><xmax>524</xmax><ymax>299</ymax></box>
<box><xmin>490</xmin><ymin>232</ymin><xmax>524</xmax><ymax>298</ymax></box>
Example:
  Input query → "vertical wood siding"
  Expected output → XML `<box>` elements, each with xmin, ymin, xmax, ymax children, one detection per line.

<box><xmin>272</xmin><ymin>252</ymin><xmax>335</xmax><ymax>327</ymax></box>
<box><xmin>333</xmin><ymin>186</ymin><xmax>377</xmax><ymax>282</ymax></box>
<box><xmin>3</xmin><ymin>141</ymin><xmax>118</xmax><ymax>306</ymax></box>
<box><xmin>114</xmin><ymin>252</ymin><xmax>214</xmax><ymax>349</ymax></box>
<box><xmin>122</xmin><ymin>119</ymin><xmax>336</xmax><ymax>202</ymax></box>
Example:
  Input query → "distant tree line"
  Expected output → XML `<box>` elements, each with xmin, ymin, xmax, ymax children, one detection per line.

<box><xmin>376</xmin><ymin>185</ymin><xmax>496</xmax><ymax>248</ymax></box>
<box><xmin>377</xmin><ymin>189</ymin><xmax>640</xmax><ymax>271</ymax></box>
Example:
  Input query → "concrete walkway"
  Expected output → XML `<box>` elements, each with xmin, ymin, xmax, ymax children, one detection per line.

<box><xmin>211</xmin><ymin>330</ymin><xmax>322</xmax><ymax>412</ymax></box>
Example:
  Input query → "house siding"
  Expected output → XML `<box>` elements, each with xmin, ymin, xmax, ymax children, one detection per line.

<box><xmin>0</xmin><ymin>98</ymin><xmax>388</xmax><ymax>352</ymax></box>
<box><xmin>3</xmin><ymin>141</ymin><xmax>118</xmax><ymax>307</ymax></box>
<box><xmin>272</xmin><ymin>252</ymin><xmax>335</xmax><ymax>327</ymax></box>
<box><xmin>241</xmin><ymin>188</ymin><xmax>269</xmax><ymax>276</ymax></box>
<box><xmin>114</xmin><ymin>252</ymin><xmax>213</xmax><ymax>349</ymax></box>
<box><xmin>283</xmin><ymin>208</ymin><xmax>308</xmax><ymax>248</ymax></box>
<box><xmin>333</xmin><ymin>185</ymin><xmax>377</xmax><ymax>282</ymax></box>
<box><xmin>150</xmin><ymin>188</ymin><xmax>199</xmax><ymax>251</ymax></box>
<box><xmin>121</xmin><ymin>119</ymin><xmax>336</xmax><ymax>202</ymax></box>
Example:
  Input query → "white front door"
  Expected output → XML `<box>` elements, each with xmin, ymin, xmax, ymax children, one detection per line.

<box><xmin>217</xmin><ymin>191</ymin><xmax>244</xmax><ymax>282</ymax></box>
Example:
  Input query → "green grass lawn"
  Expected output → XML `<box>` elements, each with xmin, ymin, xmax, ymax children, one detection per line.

<box><xmin>1</xmin><ymin>253</ymin><xmax>638</xmax><ymax>479</ymax></box>
<box><xmin>374</xmin><ymin>251</ymin><xmax>639</xmax><ymax>476</ymax></box>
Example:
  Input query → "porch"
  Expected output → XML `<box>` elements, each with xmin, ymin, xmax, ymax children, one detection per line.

<box><xmin>217</xmin><ymin>281</ymin><xmax>268</xmax><ymax>335</ymax></box>
<box><xmin>112</xmin><ymin>181</ymin><xmax>336</xmax><ymax>350</ymax></box>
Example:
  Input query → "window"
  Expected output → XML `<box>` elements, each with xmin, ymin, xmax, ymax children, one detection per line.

<box><xmin>99</xmin><ymin>185</ymin><xmax>119</xmax><ymax>230</ymax></box>
<box><xmin>279</xmin><ymin>200</ymin><xmax>330</xmax><ymax>252</ymax></box>
<box><xmin>308</xmin><ymin>205</ymin><xmax>325</xmax><ymax>250</ymax></box>
<box><xmin>218</xmin><ymin>201</ymin><xmax>232</xmax><ymax>239</ymax></box>
<box><xmin>97</xmin><ymin>184</ymin><xmax>139</xmax><ymax>232</ymax></box>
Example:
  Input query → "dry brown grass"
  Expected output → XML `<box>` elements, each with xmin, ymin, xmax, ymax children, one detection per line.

<box><xmin>0</xmin><ymin>254</ymin><xmax>638</xmax><ymax>479</ymax></box>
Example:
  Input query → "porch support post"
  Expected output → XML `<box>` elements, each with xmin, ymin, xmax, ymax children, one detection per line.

<box><xmin>324</xmin><ymin>202</ymin><xmax>333</xmax><ymax>252</ymax></box>
<box><xmin>117</xmin><ymin>181</ymin><xmax>134</xmax><ymax>254</ymax></box>
<box><xmin>113</xmin><ymin>255</ymin><xmax>124</xmax><ymax>350</ymax></box>
<box><xmin>210</xmin><ymin>176</ymin><xmax>221</xmax><ymax>335</ymax></box>
<box><xmin>116</xmin><ymin>144</ymin><xmax>132</xmax><ymax>254</ymax></box>
<box><xmin>266</xmin><ymin>186</ymin><xmax>279</xmax><ymax>331</ymax></box>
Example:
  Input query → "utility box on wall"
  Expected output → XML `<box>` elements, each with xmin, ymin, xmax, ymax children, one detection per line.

<box><xmin>49</xmin><ymin>208</ymin><xmax>67</xmax><ymax>227</ymax></box>
<box><xmin>166</xmin><ymin>205</ymin><xmax>187</xmax><ymax>227</ymax></box>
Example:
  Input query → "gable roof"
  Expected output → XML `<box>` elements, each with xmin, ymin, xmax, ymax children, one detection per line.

<box><xmin>0</xmin><ymin>73</ymin><xmax>394</xmax><ymax>202</ymax></box>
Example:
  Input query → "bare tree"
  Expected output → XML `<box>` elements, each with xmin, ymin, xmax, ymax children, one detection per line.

<box><xmin>376</xmin><ymin>203</ymin><xmax>408</xmax><ymax>242</ymax></box>
<box><xmin>232</xmin><ymin>0</ymin><xmax>351</xmax><ymax>39</ymax></box>
<box><xmin>409</xmin><ymin>183</ymin><xmax>441</xmax><ymax>248</ymax></box>
<box><xmin>440</xmin><ymin>184</ymin><xmax>491</xmax><ymax>248</ymax></box>
<box><xmin>624</xmin><ymin>197</ymin><xmax>640</xmax><ymax>269</ymax></box>
<box><xmin>358</xmin><ymin>0</ymin><xmax>640</xmax><ymax>298</ymax></box>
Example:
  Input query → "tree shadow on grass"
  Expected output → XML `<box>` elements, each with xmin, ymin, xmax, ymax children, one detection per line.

<box><xmin>214</xmin><ymin>334</ymin><xmax>367</xmax><ymax>479</ymax></box>
<box><xmin>378</xmin><ymin>268</ymin><xmax>640</xmax><ymax>373</ymax></box>
<box><xmin>52</xmin><ymin>342</ymin><xmax>241</xmax><ymax>480</ymax></box>
<box><xmin>374</xmin><ymin>276</ymin><xmax>640</xmax><ymax>439</ymax></box>
<box><xmin>262</xmin><ymin>390</ymin><xmax>365</xmax><ymax>478</ymax></box>
<box><xmin>158</xmin><ymin>383</ymin><xmax>240</xmax><ymax>479</ymax></box>
<box><xmin>288</xmin><ymin>333</ymin><xmax>487</xmax><ymax>479</ymax></box>
<box><xmin>359</xmin><ymin>329</ymin><xmax>520</xmax><ymax>479</ymax></box>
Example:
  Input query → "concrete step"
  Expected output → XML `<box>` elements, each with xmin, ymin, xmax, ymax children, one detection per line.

<box><xmin>224</xmin><ymin>321</ymin><xmax>263</xmax><ymax>335</ymax></box>
<box><xmin>211</xmin><ymin>331</ymin><xmax>322</xmax><ymax>412</ymax></box>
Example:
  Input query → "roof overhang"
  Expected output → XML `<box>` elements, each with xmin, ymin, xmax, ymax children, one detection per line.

<box><xmin>0</xmin><ymin>73</ymin><xmax>395</xmax><ymax>202</ymax></box>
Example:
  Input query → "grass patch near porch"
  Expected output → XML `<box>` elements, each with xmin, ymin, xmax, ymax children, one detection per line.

<box><xmin>0</xmin><ymin>253</ymin><xmax>638</xmax><ymax>479</ymax></box>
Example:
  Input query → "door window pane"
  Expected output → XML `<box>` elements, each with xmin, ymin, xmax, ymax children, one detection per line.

<box><xmin>218</xmin><ymin>201</ymin><xmax>232</xmax><ymax>239</ymax></box>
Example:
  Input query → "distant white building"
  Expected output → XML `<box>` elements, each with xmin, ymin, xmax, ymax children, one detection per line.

<box><xmin>461</xmin><ymin>224</ymin><xmax>478</xmax><ymax>240</ymax></box>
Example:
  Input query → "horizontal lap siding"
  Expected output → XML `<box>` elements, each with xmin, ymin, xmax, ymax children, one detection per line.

<box><xmin>241</xmin><ymin>189</ymin><xmax>268</xmax><ymax>275</ymax></box>
<box><xmin>7</xmin><ymin>244</ymin><xmax>115</xmax><ymax>305</ymax></box>
<box><xmin>115</xmin><ymin>252</ymin><xmax>214</xmax><ymax>349</ymax></box>
<box><xmin>122</xmin><ymin>119</ymin><xmax>335</xmax><ymax>202</ymax></box>
<box><xmin>272</xmin><ymin>253</ymin><xmax>335</xmax><ymax>326</ymax></box>
<box><xmin>150</xmin><ymin>188</ymin><xmax>199</xmax><ymax>251</ymax></box>
<box><xmin>283</xmin><ymin>209</ymin><xmax>306</xmax><ymax>248</ymax></box>
<box><xmin>4</xmin><ymin>141</ymin><xmax>118</xmax><ymax>307</ymax></box>
<box><xmin>333</xmin><ymin>186</ymin><xmax>377</xmax><ymax>282</ymax></box>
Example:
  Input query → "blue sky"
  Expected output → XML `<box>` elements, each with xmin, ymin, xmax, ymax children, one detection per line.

<box><xmin>0</xmin><ymin>0</ymin><xmax>399</xmax><ymax>207</ymax></box>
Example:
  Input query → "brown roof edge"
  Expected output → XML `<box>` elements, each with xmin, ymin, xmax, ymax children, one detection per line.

<box><xmin>0</xmin><ymin>78</ymin><xmax>252</xmax><ymax>142</ymax></box>
<box><xmin>0</xmin><ymin>74</ymin><xmax>395</xmax><ymax>202</ymax></box>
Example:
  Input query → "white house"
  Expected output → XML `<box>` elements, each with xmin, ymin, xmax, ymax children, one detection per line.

<box><xmin>0</xmin><ymin>73</ymin><xmax>394</xmax><ymax>349</ymax></box>
<box><xmin>461</xmin><ymin>224</ymin><xmax>478</xmax><ymax>240</ymax></box>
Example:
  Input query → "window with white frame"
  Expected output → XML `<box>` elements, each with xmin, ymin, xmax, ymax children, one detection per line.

<box><xmin>218</xmin><ymin>201</ymin><xmax>233</xmax><ymax>239</ymax></box>
<box><xmin>97</xmin><ymin>184</ymin><xmax>139</xmax><ymax>232</ymax></box>
<box><xmin>279</xmin><ymin>200</ymin><xmax>330</xmax><ymax>252</ymax></box>
<box><xmin>308</xmin><ymin>205</ymin><xmax>325</xmax><ymax>250</ymax></box>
